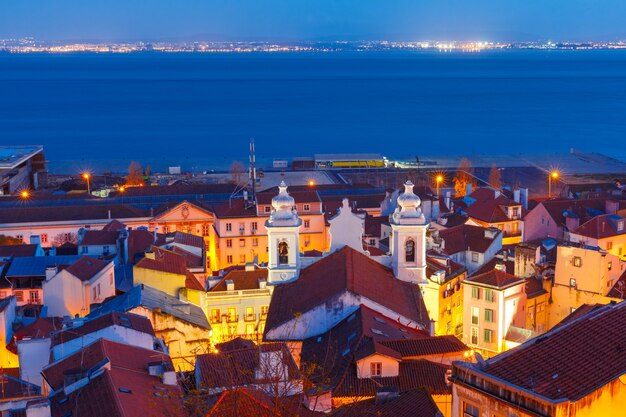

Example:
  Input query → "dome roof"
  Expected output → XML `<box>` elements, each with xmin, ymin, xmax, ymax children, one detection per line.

<box><xmin>268</xmin><ymin>181</ymin><xmax>299</xmax><ymax>224</ymax></box>
<box><xmin>397</xmin><ymin>181</ymin><xmax>421</xmax><ymax>211</ymax></box>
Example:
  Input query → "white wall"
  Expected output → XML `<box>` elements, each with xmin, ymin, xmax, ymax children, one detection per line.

<box><xmin>356</xmin><ymin>354</ymin><xmax>399</xmax><ymax>378</ymax></box>
<box><xmin>52</xmin><ymin>326</ymin><xmax>154</xmax><ymax>361</ymax></box>
<box><xmin>18</xmin><ymin>338</ymin><xmax>51</xmax><ymax>389</ymax></box>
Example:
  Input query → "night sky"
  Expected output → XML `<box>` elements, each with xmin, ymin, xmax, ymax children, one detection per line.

<box><xmin>1</xmin><ymin>0</ymin><xmax>624</xmax><ymax>42</ymax></box>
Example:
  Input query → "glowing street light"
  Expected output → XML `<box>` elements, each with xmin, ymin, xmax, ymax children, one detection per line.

<box><xmin>82</xmin><ymin>172</ymin><xmax>91</xmax><ymax>195</ymax></box>
<box><xmin>435</xmin><ymin>174</ymin><xmax>444</xmax><ymax>197</ymax></box>
<box><xmin>308</xmin><ymin>180</ymin><xmax>315</xmax><ymax>187</ymax></box>
<box><xmin>20</xmin><ymin>190</ymin><xmax>30</xmax><ymax>199</ymax></box>
<box><xmin>548</xmin><ymin>171</ymin><xmax>559</xmax><ymax>198</ymax></box>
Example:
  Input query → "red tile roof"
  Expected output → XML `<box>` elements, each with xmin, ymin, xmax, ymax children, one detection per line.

<box><xmin>330</xmin><ymin>388</ymin><xmax>441</xmax><ymax>417</ymax></box>
<box><xmin>211</xmin><ymin>198</ymin><xmax>259</xmax><ymax>219</ymax></box>
<box><xmin>210</xmin><ymin>267</ymin><xmax>268</xmax><ymax>292</ymax></box>
<box><xmin>464</xmin><ymin>188</ymin><xmax>519</xmax><ymax>223</ymax></box>
<box><xmin>264</xmin><ymin>246</ymin><xmax>430</xmax><ymax>335</ymax></box>
<box><xmin>438</xmin><ymin>224</ymin><xmax>500</xmax><ymax>255</ymax></box>
<box><xmin>473</xmin><ymin>301</ymin><xmax>626</xmax><ymax>402</ymax></box>
<box><xmin>364</xmin><ymin>215</ymin><xmax>388</xmax><ymax>237</ymax></box>
<box><xmin>136</xmin><ymin>246</ymin><xmax>188</xmax><ymax>276</ymax></box>
<box><xmin>0</xmin><ymin>374</ymin><xmax>41</xmax><ymax>399</ymax></box>
<box><xmin>380</xmin><ymin>335</ymin><xmax>468</xmax><ymax>358</ymax></box>
<box><xmin>0</xmin><ymin>204</ymin><xmax>150</xmax><ymax>224</ymax></box>
<box><xmin>216</xmin><ymin>337</ymin><xmax>256</xmax><ymax>352</ymax></box>
<box><xmin>80</xmin><ymin>230</ymin><xmax>120</xmax><ymax>246</ymax></box>
<box><xmin>207</xmin><ymin>388</ymin><xmax>277</xmax><ymax>417</ymax></box>
<box><xmin>573</xmin><ymin>214</ymin><xmax>626</xmax><ymax>239</ymax></box>
<box><xmin>0</xmin><ymin>244</ymin><xmax>40</xmax><ymax>258</ymax></box>
<box><xmin>127</xmin><ymin>229</ymin><xmax>159</xmax><ymax>263</ymax></box>
<box><xmin>170</xmin><ymin>245</ymin><xmax>204</xmax><ymax>269</ymax></box>
<box><xmin>65</xmin><ymin>256</ymin><xmax>110</xmax><ymax>281</ymax></box>
<box><xmin>608</xmin><ymin>269</ymin><xmax>626</xmax><ymax>299</ymax></box>
<box><xmin>50</xmin><ymin>311</ymin><xmax>155</xmax><ymax>347</ymax></box>
<box><xmin>47</xmin><ymin>339</ymin><xmax>182</xmax><ymax>417</ymax></box>
<box><xmin>172</xmin><ymin>231</ymin><xmax>205</xmax><ymax>248</ymax></box>
<box><xmin>466</xmin><ymin>269</ymin><xmax>525</xmax><ymax>289</ymax></box>
<box><xmin>101</xmin><ymin>219</ymin><xmax>127</xmax><ymax>231</ymax></box>
<box><xmin>472</xmin><ymin>256</ymin><xmax>515</xmax><ymax>276</ymax></box>
<box><xmin>539</xmin><ymin>198</ymin><xmax>608</xmax><ymax>228</ymax></box>
<box><xmin>8</xmin><ymin>317</ymin><xmax>63</xmax><ymax>354</ymax></box>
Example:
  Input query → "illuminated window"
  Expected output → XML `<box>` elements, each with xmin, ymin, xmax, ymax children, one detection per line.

<box><xmin>573</xmin><ymin>257</ymin><xmax>582</xmax><ymax>267</ymax></box>
<box><xmin>246</xmin><ymin>324</ymin><xmax>255</xmax><ymax>335</ymax></box>
<box><xmin>202</xmin><ymin>224</ymin><xmax>210</xmax><ymax>236</ymax></box>
<box><xmin>405</xmin><ymin>239</ymin><xmax>415</xmax><ymax>262</ymax></box>
<box><xmin>471</xmin><ymin>287</ymin><xmax>480</xmax><ymax>300</ymax></box>
<box><xmin>370</xmin><ymin>362</ymin><xmax>382</xmax><ymax>377</ymax></box>
<box><xmin>278</xmin><ymin>241</ymin><xmax>289</xmax><ymax>265</ymax></box>
<box><xmin>226</xmin><ymin>255</ymin><xmax>233</xmax><ymax>264</ymax></box>
<box><xmin>41</xmin><ymin>234</ymin><xmax>48</xmax><ymax>244</ymax></box>
<box><xmin>608</xmin><ymin>262</ymin><xmax>613</xmax><ymax>271</ymax></box>
<box><xmin>226</xmin><ymin>239</ymin><xmax>232</xmax><ymax>248</ymax></box>
<box><xmin>304</xmin><ymin>220</ymin><xmax>310</xmax><ymax>228</ymax></box>
<box><xmin>463</xmin><ymin>403</ymin><xmax>480</xmax><ymax>417</ymax></box>
<box><xmin>15</xmin><ymin>235</ymin><xmax>23</xmax><ymax>242</ymax></box>
<box><xmin>471</xmin><ymin>307</ymin><xmax>479</xmax><ymax>325</ymax></box>
<box><xmin>570</xmin><ymin>278</ymin><xmax>577</xmax><ymax>288</ymax></box>
<box><xmin>471</xmin><ymin>252</ymin><xmax>479</xmax><ymax>263</ymax></box>
<box><xmin>226</xmin><ymin>223</ymin><xmax>232</xmax><ymax>232</ymax></box>
<box><xmin>607</xmin><ymin>241</ymin><xmax>613</xmax><ymax>250</ymax></box>
<box><xmin>485</xmin><ymin>289</ymin><xmax>494</xmax><ymax>302</ymax></box>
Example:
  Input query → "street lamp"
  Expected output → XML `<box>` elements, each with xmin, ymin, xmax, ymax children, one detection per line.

<box><xmin>548</xmin><ymin>171</ymin><xmax>559</xmax><ymax>198</ymax></box>
<box><xmin>82</xmin><ymin>173</ymin><xmax>91</xmax><ymax>195</ymax></box>
<box><xmin>308</xmin><ymin>180</ymin><xmax>315</xmax><ymax>187</ymax></box>
<box><xmin>20</xmin><ymin>190</ymin><xmax>30</xmax><ymax>199</ymax></box>
<box><xmin>435</xmin><ymin>175</ymin><xmax>444</xmax><ymax>197</ymax></box>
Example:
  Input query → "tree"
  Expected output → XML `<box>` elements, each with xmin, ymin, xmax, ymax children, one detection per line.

<box><xmin>127</xmin><ymin>161</ymin><xmax>144</xmax><ymax>186</ymax></box>
<box><xmin>52</xmin><ymin>232</ymin><xmax>78</xmax><ymax>246</ymax></box>
<box><xmin>488</xmin><ymin>164</ymin><xmax>502</xmax><ymax>189</ymax></box>
<box><xmin>453</xmin><ymin>157</ymin><xmax>476</xmax><ymax>197</ymax></box>
<box><xmin>0</xmin><ymin>235</ymin><xmax>22</xmax><ymax>245</ymax></box>
<box><xmin>229</xmin><ymin>161</ymin><xmax>247</xmax><ymax>186</ymax></box>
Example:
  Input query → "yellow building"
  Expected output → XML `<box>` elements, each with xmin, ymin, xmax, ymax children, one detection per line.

<box><xmin>451</xmin><ymin>301</ymin><xmax>626</xmax><ymax>417</ymax></box>
<box><xmin>548</xmin><ymin>243</ymin><xmax>624</xmax><ymax>329</ymax></box>
<box><xmin>422</xmin><ymin>255</ymin><xmax>467</xmax><ymax>337</ymax></box>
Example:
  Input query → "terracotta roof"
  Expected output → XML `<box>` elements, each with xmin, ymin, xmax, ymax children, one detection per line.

<box><xmin>0</xmin><ymin>374</ymin><xmax>41</xmax><ymax>399</ymax></box>
<box><xmin>0</xmin><ymin>244</ymin><xmax>40</xmax><ymax>258</ymax></box>
<box><xmin>608</xmin><ymin>269</ymin><xmax>626</xmax><ymax>299</ymax></box>
<box><xmin>0</xmin><ymin>204</ymin><xmax>149</xmax><ymax>224</ymax></box>
<box><xmin>101</xmin><ymin>219</ymin><xmax>127</xmax><ymax>231</ymax></box>
<box><xmin>46</xmin><ymin>339</ymin><xmax>182</xmax><ymax>417</ymax></box>
<box><xmin>330</xmin><ymin>388</ymin><xmax>441</xmax><ymax>417</ymax></box>
<box><xmin>464</xmin><ymin>189</ymin><xmax>519</xmax><ymax>223</ymax></box>
<box><xmin>380</xmin><ymin>336</ymin><xmax>468</xmax><ymax>358</ymax></box>
<box><xmin>211</xmin><ymin>198</ymin><xmax>258</xmax><ymax>219</ymax></box>
<box><xmin>539</xmin><ymin>198</ymin><xmax>608</xmax><ymax>228</ymax></box>
<box><xmin>8</xmin><ymin>317</ymin><xmax>64</xmax><ymax>354</ymax></box>
<box><xmin>207</xmin><ymin>388</ymin><xmax>277</xmax><ymax>417</ymax></box>
<box><xmin>438</xmin><ymin>224</ymin><xmax>500</xmax><ymax>255</ymax></box>
<box><xmin>265</xmin><ymin>246</ymin><xmax>430</xmax><ymax>335</ymax></box>
<box><xmin>435</xmin><ymin>213</ymin><xmax>468</xmax><ymax>228</ymax></box>
<box><xmin>573</xmin><ymin>214</ymin><xmax>626</xmax><ymax>239</ymax></box>
<box><xmin>551</xmin><ymin>303</ymin><xmax>607</xmax><ymax>330</ymax></box>
<box><xmin>465</xmin><ymin>269</ymin><xmax>525</xmax><ymax>289</ymax></box>
<box><xmin>127</xmin><ymin>229</ymin><xmax>160</xmax><ymax>263</ymax></box>
<box><xmin>172</xmin><ymin>231</ymin><xmax>205</xmax><ymax>248</ymax></box>
<box><xmin>50</xmin><ymin>311</ymin><xmax>155</xmax><ymax>347</ymax></box>
<box><xmin>473</xmin><ymin>301</ymin><xmax>626</xmax><ymax>402</ymax></box>
<box><xmin>334</xmin><ymin>359</ymin><xmax>451</xmax><ymax>397</ymax></box>
<box><xmin>525</xmin><ymin>276</ymin><xmax>549</xmax><ymax>299</ymax></box>
<box><xmin>256</xmin><ymin>190</ymin><xmax>321</xmax><ymax>206</ymax></box>
<box><xmin>136</xmin><ymin>246</ymin><xmax>188</xmax><ymax>276</ymax></box>
<box><xmin>64</xmin><ymin>256</ymin><xmax>110</xmax><ymax>281</ymax></box>
<box><xmin>170</xmin><ymin>245</ymin><xmax>204</xmax><ymax>269</ymax></box>
<box><xmin>425</xmin><ymin>255</ymin><xmax>466</xmax><ymax>284</ymax></box>
<box><xmin>210</xmin><ymin>267</ymin><xmax>268</xmax><ymax>292</ymax></box>
<box><xmin>216</xmin><ymin>337</ymin><xmax>256</xmax><ymax>352</ymax></box>
<box><xmin>364</xmin><ymin>215</ymin><xmax>388</xmax><ymax>237</ymax></box>
<box><xmin>195</xmin><ymin>343</ymin><xmax>299</xmax><ymax>390</ymax></box>
<box><xmin>472</xmin><ymin>256</ymin><xmax>515</xmax><ymax>276</ymax></box>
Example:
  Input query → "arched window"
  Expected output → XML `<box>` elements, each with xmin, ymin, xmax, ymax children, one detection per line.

<box><xmin>278</xmin><ymin>241</ymin><xmax>289</xmax><ymax>265</ymax></box>
<box><xmin>405</xmin><ymin>239</ymin><xmax>415</xmax><ymax>262</ymax></box>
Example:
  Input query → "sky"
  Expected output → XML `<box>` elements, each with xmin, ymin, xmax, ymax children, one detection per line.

<box><xmin>0</xmin><ymin>0</ymin><xmax>625</xmax><ymax>42</ymax></box>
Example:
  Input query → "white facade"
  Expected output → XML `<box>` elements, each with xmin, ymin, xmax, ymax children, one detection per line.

<box><xmin>265</xmin><ymin>182</ymin><xmax>302</xmax><ymax>284</ymax></box>
<box><xmin>328</xmin><ymin>198</ymin><xmax>365</xmax><ymax>253</ymax></box>
<box><xmin>43</xmin><ymin>261</ymin><xmax>115</xmax><ymax>318</ymax></box>
<box><xmin>18</xmin><ymin>338</ymin><xmax>51</xmax><ymax>389</ymax></box>
<box><xmin>390</xmin><ymin>181</ymin><xmax>428</xmax><ymax>284</ymax></box>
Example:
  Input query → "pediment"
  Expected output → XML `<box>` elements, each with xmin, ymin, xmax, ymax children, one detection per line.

<box><xmin>151</xmin><ymin>201</ymin><xmax>214</xmax><ymax>223</ymax></box>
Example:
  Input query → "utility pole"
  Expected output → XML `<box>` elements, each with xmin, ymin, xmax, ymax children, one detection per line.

<box><xmin>249</xmin><ymin>138</ymin><xmax>257</xmax><ymax>202</ymax></box>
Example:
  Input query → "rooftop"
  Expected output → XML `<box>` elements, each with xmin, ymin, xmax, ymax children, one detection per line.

<box><xmin>465</xmin><ymin>268</ymin><xmax>525</xmax><ymax>289</ymax></box>
<box><xmin>0</xmin><ymin>145</ymin><xmax>43</xmax><ymax>169</ymax></box>
<box><xmin>64</xmin><ymin>256</ymin><xmax>111</xmax><ymax>281</ymax></box>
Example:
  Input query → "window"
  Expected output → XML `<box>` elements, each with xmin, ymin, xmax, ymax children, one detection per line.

<box><xmin>15</xmin><ymin>235</ymin><xmax>23</xmax><ymax>242</ymax></box>
<box><xmin>484</xmin><ymin>329</ymin><xmax>493</xmax><ymax>343</ymax></box>
<box><xmin>304</xmin><ymin>220</ymin><xmax>310</xmax><ymax>228</ymax></box>
<box><xmin>210</xmin><ymin>308</ymin><xmax>221</xmax><ymax>323</ymax></box>
<box><xmin>226</xmin><ymin>223</ymin><xmax>232</xmax><ymax>232</ymax></box>
<box><xmin>570</xmin><ymin>278</ymin><xmax>577</xmax><ymax>288</ymax></box>
<box><xmin>512</xmin><ymin>207</ymin><xmax>520</xmax><ymax>218</ymax></box>
<box><xmin>14</xmin><ymin>292</ymin><xmax>23</xmax><ymax>302</ymax></box>
<box><xmin>103</xmin><ymin>245</ymin><xmax>110</xmax><ymax>255</ymax></box>
<box><xmin>573</xmin><ymin>256</ymin><xmax>582</xmax><ymax>267</ymax></box>
<box><xmin>370</xmin><ymin>362</ymin><xmax>382</xmax><ymax>377</ymax></box>
<box><xmin>405</xmin><ymin>239</ymin><xmax>415</xmax><ymax>262</ymax></box>
<box><xmin>239</xmin><ymin>254</ymin><xmax>246</xmax><ymax>264</ymax></box>
<box><xmin>369</xmin><ymin>238</ymin><xmax>376</xmax><ymax>246</ymax></box>
<box><xmin>463</xmin><ymin>402</ymin><xmax>480</xmax><ymax>417</ymax></box>
<box><xmin>471</xmin><ymin>307</ymin><xmax>479</xmax><ymax>325</ymax></box>
<box><xmin>245</xmin><ymin>306</ymin><xmax>255</xmax><ymax>321</ymax></box>
<box><xmin>228</xmin><ymin>325</ymin><xmax>237</xmax><ymax>335</ymax></box>
<box><xmin>226</xmin><ymin>255</ymin><xmax>233</xmax><ymax>264</ymax></box>
<box><xmin>607</xmin><ymin>241</ymin><xmax>613</xmax><ymax>250</ymax></box>
<box><xmin>471</xmin><ymin>287</ymin><xmax>480</xmax><ymax>300</ymax></box>
<box><xmin>471</xmin><ymin>252</ymin><xmax>479</xmax><ymax>263</ymax></box>
<box><xmin>30</xmin><ymin>291</ymin><xmax>39</xmax><ymax>304</ymax></box>
<box><xmin>260</xmin><ymin>305</ymin><xmax>269</xmax><ymax>319</ymax></box>
<box><xmin>226</xmin><ymin>239</ymin><xmax>232</xmax><ymax>248</ymax></box>
<box><xmin>239</xmin><ymin>238</ymin><xmax>245</xmax><ymax>248</ymax></box>
<box><xmin>485</xmin><ymin>309</ymin><xmax>494</xmax><ymax>323</ymax></box>
<box><xmin>227</xmin><ymin>307</ymin><xmax>237</xmax><ymax>323</ymax></box>
<box><xmin>470</xmin><ymin>327</ymin><xmax>478</xmax><ymax>345</ymax></box>
<box><xmin>251</xmin><ymin>221</ymin><xmax>258</xmax><ymax>231</ymax></box>
<box><xmin>246</xmin><ymin>324</ymin><xmax>255</xmax><ymax>335</ymax></box>
<box><xmin>485</xmin><ymin>289</ymin><xmax>494</xmax><ymax>302</ymax></box>
<box><xmin>41</xmin><ymin>234</ymin><xmax>48</xmax><ymax>244</ymax></box>
<box><xmin>608</xmin><ymin>261</ymin><xmax>613</xmax><ymax>271</ymax></box>
<box><xmin>252</xmin><ymin>237</ymin><xmax>259</xmax><ymax>247</ymax></box>
<box><xmin>239</xmin><ymin>223</ymin><xmax>245</xmax><ymax>233</ymax></box>
<box><xmin>82</xmin><ymin>246</ymin><xmax>88</xmax><ymax>254</ymax></box>
<box><xmin>278</xmin><ymin>241</ymin><xmax>289</xmax><ymax>265</ymax></box>
<box><xmin>202</xmin><ymin>224</ymin><xmax>210</xmax><ymax>236</ymax></box>
<box><xmin>303</xmin><ymin>204</ymin><xmax>311</xmax><ymax>212</ymax></box>
<box><xmin>264</xmin><ymin>206</ymin><xmax>271</xmax><ymax>213</ymax></box>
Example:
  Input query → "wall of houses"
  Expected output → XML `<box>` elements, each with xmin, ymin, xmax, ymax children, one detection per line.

<box><xmin>355</xmin><ymin>354</ymin><xmax>399</xmax><ymax>378</ymax></box>
<box><xmin>18</xmin><ymin>338</ymin><xmax>51</xmax><ymax>390</ymax></box>
<box><xmin>133</xmin><ymin>267</ymin><xmax>186</xmax><ymax>297</ymax></box>
<box><xmin>421</xmin><ymin>272</ymin><xmax>466</xmax><ymax>337</ymax></box>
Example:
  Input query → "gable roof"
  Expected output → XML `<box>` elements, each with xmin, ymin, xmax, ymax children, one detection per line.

<box><xmin>330</xmin><ymin>388</ymin><xmax>441</xmax><ymax>417</ymax></box>
<box><xmin>0</xmin><ymin>204</ymin><xmax>150</xmax><ymax>225</ymax></box>
<box><xmin>87</xmin><ymin>284</ymin><xmax>211</xmax><ymax>330</ymax></box>
<box><xmin>380</xmin><ymin>336</ymin><xmax>468</xmax><ymax>358</ymax></box>
<box><xmin>64</xmin><ymin>256</ymin><xmax>110</xmax><ymax>281</ymax></box>
<box><xmin>210</xmin><ymin>267</ymin><xmax>268</xmax><ymax>292</ymax></box>
<box><xmin>0</xmin><ymin>244</ymin><xmax>40</xmax><ymax>258</ymax></box>
<box><xmin>50</xmin><ymin>311</ymin><xmax>155</xmax><ymax>347</ymax></box>
<box><xmin>6</xmin><ymin>255</ymin><xmax>83</xmax><ymax>278</ymax></box>
<box><xmin>438</xmin><ymin>224</ymin><xmax>500</xmax><ymax>255</ymax></box>
<box><xmin>80</xmin><ymin>230</ymin><xmax>120</xmax><ymax>246</ymax></box>
<box><xmin>539</xmin><ymin>198</ymin><xmax>608</xmax><ymax>228</ymax></box>
<box><xmin>465</xmin><ymin>189</ymin><xmax>519</xmax><ymax>223</ymax></box>
<box><xmin>101</xmin><ymin>219</ymin><xmax>127</xmax><ymax>231</ymax></box>
<box><xmin>465</xmin><ymin>269</ymin><xmax>525</xmax><ymax>289</ymax></box>
<box><xmin>265</xmin><ymin>246</ymin><xmax>430</xmax><ymax>335</ymax></box>
<box><xmin>469</xmin><ymin>301</ymin><xmax>626</xmax><ymax>402</ymax></box>
<box><xmin>135</xmin><ymin>246</ymin><xmax>204</xmax><ymax>290</ymax></box>
<box><xmin>573</xmin><ymin>214</ymin><xmax>626</xmax><ymax>239</ymax></box>
<box><xmin>8</xmin><ymin>317</ymin><xmax>63</xmax><ymax>354</ymax></box>
<box><xmin>172</xmin><ymin>231</ymin><xmax>205</xmax><ymax>248</ymax></box>
<box><xmin>0</xmin><ymin>373</ymin><xmax>41</xmax><ymax>399</ymax></box>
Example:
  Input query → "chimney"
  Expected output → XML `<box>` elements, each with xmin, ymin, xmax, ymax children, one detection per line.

<box><xmin>226</xmin><ymin>279</ymin><xmax>235</xmax><ymax>291</ymax></box>
<box><xmin>606</xmin><ymin>199</ymin><xmax>619</xmax><ymax>215</ymax></box>
<box><xmin>513</xmin><ymin>189</ymin><xmax>521</xmax><ymax>203</ymax></box>
<box><xmin>519</xmin><ymin>188</ymin><xmax>529</xmax><ymax>209</ymax></box>
<box><xmin>484</xmin><ymin>227</ymin><xmax>499</xmax><ymax>239</ymax></box>
<box><xmin>162</xmin><ymin>371</ymin><xmax>177</xmax><ymax>386</ymax></box>
<box><xmin>258</xmin><ymin>279</ymin><xmax>267</xmax><ymax>289</ymax></box>
<box><xmin>429</xmin><ymin>319</ymin><xmax>435</xmax><ymax>336</ymax></box>
<box><xmin>466</xmin><ymin>183</ymin><xmax>473</xmax><ymax>196</ymax></box>
<box><xmin>46</xmin><ymin>266</ymin><xmax>58</xmax><ymax>280</ymax></box>
<box><xmin>144</xmin><ymin>250</ymin><xmax>155</xmax><ymax>260</ymax></box>
<box><xmin>30</xmin><ymin>235</ymin><xmax>41</xmax><ymax>246</ymax></box>
<box><xmin>494</xmin><ymin>263</ymin><xmax>506</xmax><ymax>272</ymax></box>
<box><xmin>108</xmin><ymin>210</ymin><xmax>111</xmax><ymax>219</ymax></box>
<box><xmin>243</xmin><ymin>190</ymin><xmax>248</xmax><ymax>201</ymax></box>
<box><xmin>245</xmin><ymin>262</ymin><xmax>255</xmax><ymax>272</ymax></box>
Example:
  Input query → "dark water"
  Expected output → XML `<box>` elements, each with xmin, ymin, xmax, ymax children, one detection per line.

<box><xmin>1</xmin><ymin>50</ymin><xmax>626</xmax><ymax>173</ymax></box>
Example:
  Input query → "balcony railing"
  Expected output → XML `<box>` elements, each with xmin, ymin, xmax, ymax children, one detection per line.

<box><xmin>226</xmin><ymin>314</ymin><xmax>239</xmax><ymax>323</ymax></box>
<box><xmin>244</xmin><ymin>313</ymin><xmax>257</xmax><ymax>322</ymax></box>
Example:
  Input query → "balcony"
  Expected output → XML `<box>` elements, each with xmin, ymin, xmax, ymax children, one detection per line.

<box><xmin>244</xmin><ymin>313</ymin><xmax>257</xmax><ymax>322</ymax></box>
<box><xmin>209</xmin><ymin>316</ymin><xmax>222</xmax><ymax>325</ymax></box>
<box><xmin>226</xmin><ymin>314</ymin><xmax>239</xmax><ymax>323</ymax></box>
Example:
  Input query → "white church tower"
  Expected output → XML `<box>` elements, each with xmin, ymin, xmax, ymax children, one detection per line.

<box><xmin>390</xmin><ymin>181</ymin><xmax>428</xmax><ymax>284</ymax></box>
<box><xmin>265</xmin><ymin>181</ymin><xmax>302</xmax><ymax>284</ymax></box>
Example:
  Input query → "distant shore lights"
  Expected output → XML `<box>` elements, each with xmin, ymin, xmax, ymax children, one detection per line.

<box><xmin>82</xmin><ymin>172</ymin><xmax>91</xmax><ymax>195</ymax></box>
